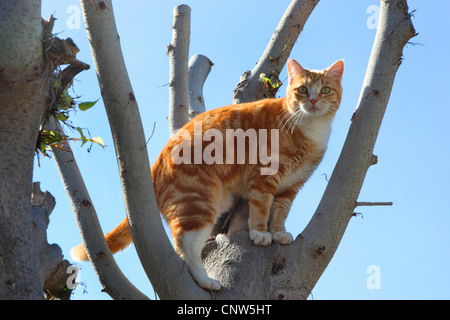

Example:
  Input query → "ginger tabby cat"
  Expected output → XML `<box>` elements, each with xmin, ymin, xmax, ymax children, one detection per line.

<box><xmin>71</xmin><ymin>58</ymin><xmax>344</xmax><ymax>291</ymax></box>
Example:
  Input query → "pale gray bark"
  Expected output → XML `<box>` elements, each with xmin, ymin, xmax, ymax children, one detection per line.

<box><xmin>188</xmin><ymin>54</ymin><xmax>213</xmax><ymax>120</ymax></box>
<box><xmin>31</xmin><ymin>182</ymin><xmax>74</xmax><ymax>300</ymax></box>
<box><xmin>232</xmin><ymin>0</ymin><xmax>319</xmax><ymax>104</ymax></box>
<box><xmin>205</xmin><ymin>0</ymin><xmax>416</xmax><ymax>299</ymax></box>
<box><xmin>80</xmin><ymin>0</ymin><xmax>209</xmax><ymax>300</ymax></box>
<box><xmin>48</xmin><ymin>119</ymin><xmax>148</xmax><ymax>300</ymax></box>
<box><xmin>0</xmin><ymin>0</ymin><xmax>50</xmax><ymax>299</ymax></box>
<box><xmin>167</xmin><ymin>5</ymin><xmax>191</xmax><ymax>136</ymax></box>
<box><xmin>0</xmin><ymin>1</ymin><xmax>44</xmax><ymax>79</ymax></box>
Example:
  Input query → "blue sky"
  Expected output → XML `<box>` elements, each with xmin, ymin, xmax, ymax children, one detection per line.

<box><xmin>37</xmin><ymin>0</ymin><xmax>450</xmax><ymax>300</ymax></box>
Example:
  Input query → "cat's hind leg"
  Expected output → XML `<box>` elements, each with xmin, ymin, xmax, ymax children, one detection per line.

<box><xmin>162</xmin><ymin>175</ymin><xmax>225</xmax><ymax>290</ymax></box>
<box><xmin>175</xmin><ymin>225</ymin><xmax>221</xmax><ymax>291</ymax></box>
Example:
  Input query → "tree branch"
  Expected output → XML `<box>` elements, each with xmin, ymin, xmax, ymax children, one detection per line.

<box><xmin>188</xmin><ymin>54</ymin><xmax>213</xmax><ymax>120</ymax></box>
<box><xmin>232</xmin><ymin>0</ymin><xmax>319</xmax><ymax>104</ymax></box>
<box><xmin>80</xmin><ymin>0</ymin><xmax>209</xmax><ymax>299</ymax></box>
<box><xmin>167</xmin><ymin>4</ymin><xmax>191</xmax><ymax>136</ymax></box>
<box><xmin>47</xmin><ymin>118</ymin><xmax>148</xmax><ymax>300</ymax></box>
<box><xmin>355</xmin><ymin>202</ymin><xmax>393</xmax><ymax>207</ymax></box>
<box><xmin>296</xmin><ymin>0</ymin><xmax>417</xmax><ymax>297</ymax></box>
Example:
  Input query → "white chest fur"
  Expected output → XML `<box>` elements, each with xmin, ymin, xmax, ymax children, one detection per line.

<box><xmin>277</xmin><ymin>117</ymin><xmax>332</xmax><ymax>192</ymax></box>
<box><xmin>299</xmin><ymin>117</ymin><xmax>332</xmax><ymax>150</ymax></box>
<box><xmin>277</xmin><ymin>159</ymin><xmax>319</xmax><ymax>191</ymax></box>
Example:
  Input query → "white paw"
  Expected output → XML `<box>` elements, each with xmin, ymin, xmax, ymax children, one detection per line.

<box><xmin>196</xmin><ymin>276</ymin><xmax>221</xmax><ymax>291</ymax></box>
<box><xmin>272</xmin><ymin>231</ymin><xmax>293</xmax><ymax>245</ymax></box>
<box><xmin>250</xmin><ymin>230</ymin><xmax>272</xmax><ymax>246</ymax></box>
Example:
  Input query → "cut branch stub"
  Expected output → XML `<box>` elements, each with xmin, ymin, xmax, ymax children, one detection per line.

<box><xmin>168</xmin><ymin>4</ymin><xmax>191</xmax><ymax>136</ymax></box>
<box><xmin>188</xmin><ymin>54</ymin><xmax>213</xmax><ymax>120</ymax></box>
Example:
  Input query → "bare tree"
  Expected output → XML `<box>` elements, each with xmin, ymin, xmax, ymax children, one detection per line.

<box><xmin>0</xmin><ymin>0</ymin><xmax>416</xmax><ymax>299</ymax></box>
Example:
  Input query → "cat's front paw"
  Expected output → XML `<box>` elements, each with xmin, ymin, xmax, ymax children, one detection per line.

<box><xmin>272</xmin><ymin>231</ymin><xmax>293</xmax><ymax>245</ymax></box>
<box><xmin>250</xmin><ymin>230</ymin><xmax>272</xmax><ymax>246</ymax></box>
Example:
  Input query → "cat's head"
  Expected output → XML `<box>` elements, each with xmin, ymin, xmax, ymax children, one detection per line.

<box><xmin>286</xmin><ymin>59</ymin><xmax>344</xmax><ymax>118</ymax></box>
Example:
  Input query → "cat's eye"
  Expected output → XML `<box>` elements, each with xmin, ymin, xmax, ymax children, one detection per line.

<box><xmin>298</xmin><ymin>86</ymin><xmax>308</xmax><ymax>94</ymax></box>
<box><xmin>321</xmin><ymin>86</ymin><xmax>331</xmax><ymax>94</ymax></box>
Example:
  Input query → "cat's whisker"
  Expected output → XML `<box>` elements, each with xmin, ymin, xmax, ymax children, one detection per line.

<box><xmin>279</xmin><ymin>110</ymin><xmax>294</xmax><ymax>133</ymax></box>
<box><xmin>287</xmin><ymin>109</ymin><xmax>302</xmax><ymax>134</ymax></box>
<box><xmin>287</xmin><ymin>113</ymin><xmax>296</xmax><ymax>134</ymax></box>
<box><xmin>276</xmin><ymin>109</ymin><xmax>289</xmax><ymax>122</ymax></box>
<box><xmin>293</xmin><ymin>109</ymin><xmax>308</xmax><ymax>134</ymax></box>
<box><xmin>290</xmin><ymin>113</ymin><xmax>299</xmax><ymax>134</ymax></box>
<box><xmin>277</xmin><ymin>113</ymin><xmax>290</xmax><ymax>129</ymax></box>
<box><xmin>285</xmin><ymin>112</ymin><xmax>298</xmax><ymax>134</ymax></box>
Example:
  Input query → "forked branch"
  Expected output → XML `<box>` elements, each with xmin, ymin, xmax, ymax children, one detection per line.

<box><xmin>188</xmin><ymin>54</ymin><xmax>213</xmax><ymax>120</ymax></box>
<box><xmin>296</xmin><ymin>0</ymin><xmax>417</xmax><ymax>297</ymax></box>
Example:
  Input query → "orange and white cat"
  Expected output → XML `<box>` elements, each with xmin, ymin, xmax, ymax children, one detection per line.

<box><xmin>71</xmin><ymin>58</ymin><xmax>344</xmax><ymax>291</ymax></box>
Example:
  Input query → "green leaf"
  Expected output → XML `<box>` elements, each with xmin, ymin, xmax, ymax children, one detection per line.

<box><xmin>77</xmin><ymin>127</ymin><xmax>88</xmax><ymax>147</ymax></box>
<box><xmin>56</xmin><ymin>112</ymin><xmax>68</xmax><ymax>121</ymax></box>
<box><xmin>78</xmin><ymin>99</ymin><xmax>99</xmax><ymax>111</ymax></box>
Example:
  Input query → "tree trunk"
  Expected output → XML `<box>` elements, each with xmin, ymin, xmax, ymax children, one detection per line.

<box><xmin>0</xmin><ymin>0</ymin><xmax>50</xmax><ymax>299</ymax></box>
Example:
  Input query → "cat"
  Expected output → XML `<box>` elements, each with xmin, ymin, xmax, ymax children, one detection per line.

<box><xmin>71</xmin><ymin>58</ymin><xmax>344</xmax><ymax>291</ymax></box>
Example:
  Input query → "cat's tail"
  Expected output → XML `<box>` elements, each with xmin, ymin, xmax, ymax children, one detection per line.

<box><xmin>70</xmin><ymin>217</ymin><xmax>133</xmax><ymax>262</ymax></box>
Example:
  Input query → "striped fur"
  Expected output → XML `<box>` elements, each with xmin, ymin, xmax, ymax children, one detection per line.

<box><xmin>71</xmin><ymin>59</ymin><xmax>344</xmax><ymax>290</ymax></box>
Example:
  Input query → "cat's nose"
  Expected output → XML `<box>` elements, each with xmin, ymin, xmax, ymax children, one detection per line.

<box><xmin>310</xmin><ymin>99</ymin><xmax>317</xmax><ymax>105</ymax></box>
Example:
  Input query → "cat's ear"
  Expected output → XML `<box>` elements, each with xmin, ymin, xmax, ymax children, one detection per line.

<box><xmin>325</xmin><ymin>60</ymin><xmax>344</xmax><ymax>85</ymax></box>
<box><xmin>287</xmin><ymin>59</ymin><xmax>306</xmax><ymax>84</ymax></box>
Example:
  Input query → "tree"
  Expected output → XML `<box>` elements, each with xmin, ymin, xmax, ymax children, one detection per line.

<box><xmin>0</xmin><ymin>0</ymin><xmax>416</xmax><ymax>299</ymax></box>
<box><xmin>0</xmin><ymin>1</ymin><xmax>90</xmax><ymax>299</ymax></box>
